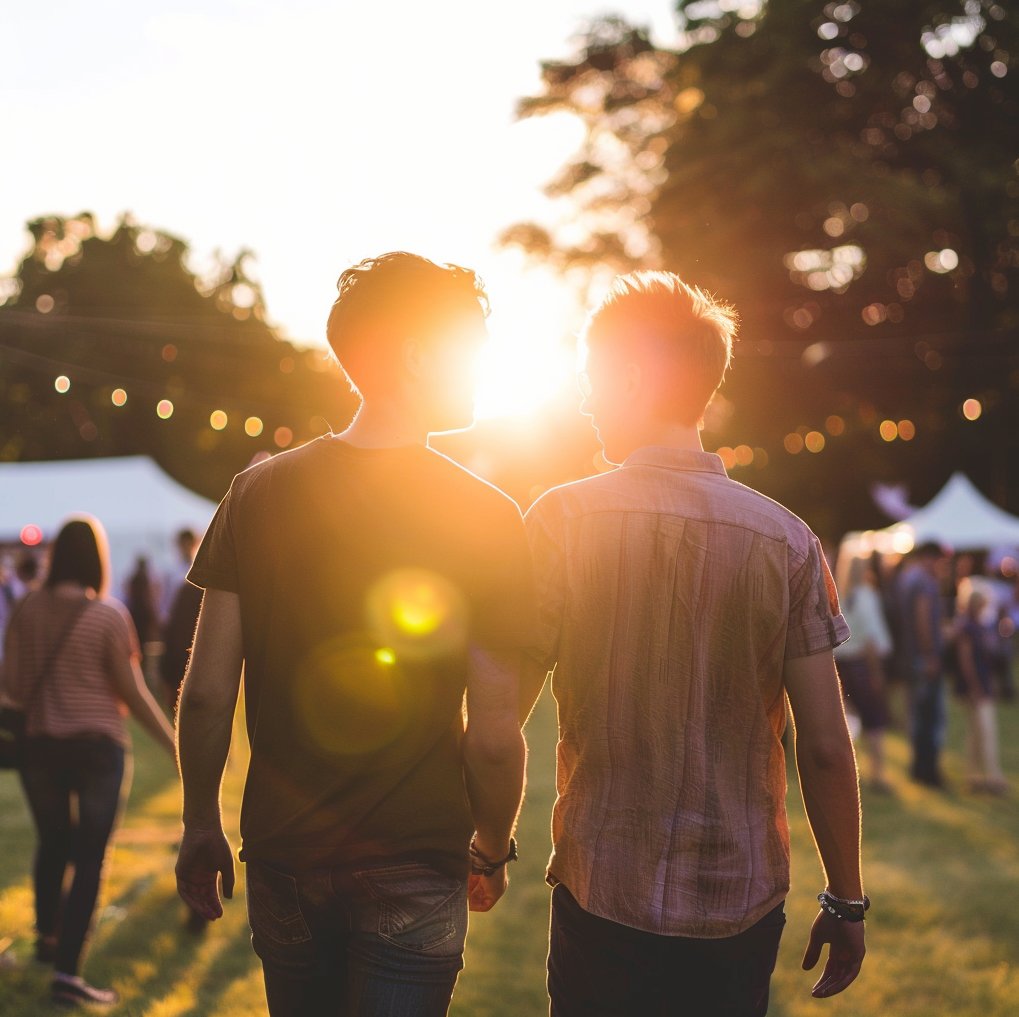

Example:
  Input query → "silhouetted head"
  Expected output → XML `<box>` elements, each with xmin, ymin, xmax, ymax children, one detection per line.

<box><xmin>45</xmin><ymin>516</ymin><xmax>110</xmax><ymax>597</ymax></box>
<box><xmin>176</xmin><ymin>528</ymin><xmax>198</xmax><ymax>562</ymax></box>
<box><xmin>326</xmin><ymin>252</ymin><xmax>489</xmax><ymax>433</ymax></box>
<box><xmin>580</xmin><ymin>271</ymin><xmax>738</xmax><ymax>463</ymax></box>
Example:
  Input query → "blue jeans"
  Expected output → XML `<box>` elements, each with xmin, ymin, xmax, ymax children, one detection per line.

<box><xmin>18</xmin><ymin>735</ymin><xmax>127</xmax><ymax>976</ymax></box>
<box><xmin>246</xmin><ymin>858</ymin><xmax>469</xmax><ymax>1017</ymax></box>
<box><xmin>548</xmin><ymin>883</ymin><xmax>786</xmax><ymax>1017</ymax></box>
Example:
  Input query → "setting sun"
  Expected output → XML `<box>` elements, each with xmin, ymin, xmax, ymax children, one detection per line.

<box><xmin>472</xmin><ymin>261</ymin><xmax>580</xmax><ymax>420</ymax></box>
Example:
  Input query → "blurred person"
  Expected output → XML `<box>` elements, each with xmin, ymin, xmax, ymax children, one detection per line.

<box><xmin>523</xmin><ymin>272</ymin><xmax>866</xmax><ymax>1017</ymax></box>
<box><xmin>897</xmin><ymin>542</ymin><xmax>949</xmax><ymax>788</ymax></box>
<box><xmin>160</xmin><ymin>528</ymin><xmax>199</xmax><ymax>623</ymax></box>
<box><xmin>834</xmin><ymin>556</ymin><xmax>894</xmax><ymax>792</ymax></box>
<box><xmin>124</xmin><ymin>555</ymin><xmax>160</xmax><ymax>647</ymax></box>
<box><xmin>984</xmin><ymin>551</ymin><xmax>1018</xmax><ymax>702</ymax></box>
<box><xmin>175</xmin><ymin>252</ymin><xmax>536</xmax><ymax>1017</ymax></box>
<box><xmin>952</xmin><ymin>577</ymin><xmax>1008</xmax><ymax>794</ymax></box>
<box><xmin>0</xmin><ymin>516</ymin><xmax>176</xmax><ymax>1008</ymax></box>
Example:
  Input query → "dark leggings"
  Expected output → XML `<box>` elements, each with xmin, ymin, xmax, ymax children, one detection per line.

<box><xmin>19</xmin><ymin>736</ymin><xmax>127</xmax><ymax>976</ymax></box>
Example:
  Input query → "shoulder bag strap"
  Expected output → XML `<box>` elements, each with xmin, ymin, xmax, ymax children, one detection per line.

<box><xmin>23</xmin><ymin>597</ymin><xmax>92</xmax><ymax>714</ymax></box>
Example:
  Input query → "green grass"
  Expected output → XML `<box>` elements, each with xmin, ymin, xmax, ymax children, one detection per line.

<box><xmin>2</xmin><ymin>687</ymin><xmax>1017</xmax><ymax>1016</ymax></box>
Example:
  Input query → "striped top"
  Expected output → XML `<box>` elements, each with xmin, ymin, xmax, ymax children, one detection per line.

<box><xmin>525</xmin><ymin>447</ymin><xmax>849</xmax><ymax>938</ymax></box>
<box><xmin>1</xmin><ymin>589</ymin><xmax>139</xmax><ymax>746</ymax></box>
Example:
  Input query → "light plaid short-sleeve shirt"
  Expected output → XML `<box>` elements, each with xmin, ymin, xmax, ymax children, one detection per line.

<box><xmin>525</xmin><ymin>447</ymin><xmax>849</xmax><ymax>938</ymax></box>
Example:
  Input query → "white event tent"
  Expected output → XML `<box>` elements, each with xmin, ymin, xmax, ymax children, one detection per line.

<box><xmin>846</xmin><ymin>472</ymin><xmax>1019</xmax><ymax>558</ymax></box>
<box><xmin>0</xmin><ymin>455</ymin><xmax>218</xmax><ymax>591</ymax></box>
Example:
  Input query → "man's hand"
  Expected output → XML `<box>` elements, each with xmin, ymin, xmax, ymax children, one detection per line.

<box><xmin>802</xmin><ymin>911</ymin><xmax>866</xmax><ymax>998</ymax></box>
<box><xmin>468</xmin><ymin>869</ymin><xmax>509</xmax><ymax>912</ymax></box>
<box><xmin>176</xmin><ymin>824</ymin><xmax>235</xmax><ymax>921</ymax></box>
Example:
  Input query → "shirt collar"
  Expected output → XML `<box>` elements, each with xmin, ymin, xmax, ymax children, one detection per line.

<box><xmin>621</xmin><ymin>446</ymin><xmax>728</xmax><ymax>476</ymax></box>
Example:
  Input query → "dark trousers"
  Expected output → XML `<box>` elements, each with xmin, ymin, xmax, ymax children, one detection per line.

<box><xmin>548</xmin><ymin>883</ymin><xmax>785</xmax><ymax>1017</ymax></box>
<box><xmin>246</xmin><ymin>859</ymin><xmax>468</xmax><ymax>1017</ymax></box>
<box><xmin>18</xmin><ymin>735</ymin><xmax>126</xmax><ymax>976</ymax></box>
<box><xmin>909</xmin><ymin>663</ymin><xmax>946</xmax><ymax>784</ymax></box>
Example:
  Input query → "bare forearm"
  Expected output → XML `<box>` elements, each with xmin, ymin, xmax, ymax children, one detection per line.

<box><xmin>177</xmin><ymin>685</ymin><xmax>236</xmax><ymax>827</ymax></box>
<box><xmin>129</xmin><ymin>680</ymin><xmax>176</xmax><ymax>754</ymax></box>
<box><xmin>796</xmin><ymin>735</ymin><xmax>864</xmax><ymax>900</ymax></box>
<box><xmin>463</xmin><ymin>728</ymin><xmax>526</xmax><ymax>855</ymax></box>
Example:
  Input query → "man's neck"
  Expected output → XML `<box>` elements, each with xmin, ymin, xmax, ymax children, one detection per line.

<box><xmin>338</xmin><ymin>399</ymin><xmax>428</xmax><ymax>449</ymax></box>
<box><xmin>620</xmin><ymin>422</ymin><xmax>704</xmax><ymax>460</ymax></box>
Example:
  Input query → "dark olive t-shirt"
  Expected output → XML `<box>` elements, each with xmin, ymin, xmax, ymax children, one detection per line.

<box><xmin>188</xmin><ymin>436</ymin><xmax>537</xmax><ymax>876</ymax></box>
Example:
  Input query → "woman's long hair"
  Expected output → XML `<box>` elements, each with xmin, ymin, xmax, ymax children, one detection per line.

<box><xmin>44</xmin><ymin>516</ymin><xmax>111</xmax><ymax>598</ymax></box>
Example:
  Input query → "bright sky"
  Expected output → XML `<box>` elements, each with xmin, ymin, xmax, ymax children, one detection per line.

<box><xmin>3</xmin><ymin>1</ymin><xmax>680</xmax><ymax>417</ymax></box>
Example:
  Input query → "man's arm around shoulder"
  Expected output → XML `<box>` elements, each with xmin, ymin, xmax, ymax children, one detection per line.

<box><xmin>175</xmin><ymin>588</ymin><xmax>243</xmax><ymax>921</ymax></box>
<box><xmin>785</xmin><ymin>650</ymin><xmax>866</xmax><ymax>999</ymax></box>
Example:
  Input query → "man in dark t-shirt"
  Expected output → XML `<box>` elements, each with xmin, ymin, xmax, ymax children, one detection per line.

<box><xmin>175</xmin><ymin>253</ymin><xmax>536</xmax><ymax>1017</ymax></box>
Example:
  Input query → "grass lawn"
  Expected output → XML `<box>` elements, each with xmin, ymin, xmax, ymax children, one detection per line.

<box><xmin>1</xmin><ymin>686</ymin><xmax>1017</xmax><ymax>1016</ymax></box>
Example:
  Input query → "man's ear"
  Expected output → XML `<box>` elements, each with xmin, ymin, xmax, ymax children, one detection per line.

<box><xmin>402</xmin><ymin>337</ymin><xmax>424</xmax><ymax>380</ymax></box>
<box><xmin>623</xmin><ymin>361</ymin><xmax>642</xmax><ymax>400</ymax></box>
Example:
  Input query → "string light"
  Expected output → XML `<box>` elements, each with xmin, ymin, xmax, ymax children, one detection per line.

<box><xmin>210</xmin><ymin>410</ymin><xmax>228</xmax><ymax>430</ymax></box>
<box><xmin>962</xmin><ymin>398</ymin><xmax>982</xmax><ymax>421</ymax></box>
<box><xmin>156</xmin><ymin>399</ymin><xmax>174</xmax><ymax>419</ymax></box>
<box><xmin>245</xmin><ymin>416</ymin><xmax>264</xmax><ymax>437</ymax></box>
<box><xmin>111</xmin><ymin>388</ymin><xmax>127</xmax><ymax>406</ymax></box>
<box><xmin>54</xmin><ymin>375</ymin><xmax>70</xmax><ymax>393</ymax></box>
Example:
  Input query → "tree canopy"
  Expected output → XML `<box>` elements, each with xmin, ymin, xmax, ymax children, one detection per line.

<box><xmin>504</xmin><ymin>0</ymin><xmax>1019</xmax><ymax>533</ymax></box>
<box><xmin>0</xmin><ymin>213</ymin><xmax>357</xmax><ymax>500</ymax></box>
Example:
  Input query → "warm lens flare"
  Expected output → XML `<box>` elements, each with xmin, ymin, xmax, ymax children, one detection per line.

<box><xmin>366</xmin><ymin>568</ymin><xmax>467</xmax><ymax>661</ymax></box>
<box><xmin>472</xmin><ymin>264</ymin><xmax>579</xmax><ymax>420</ymax></box>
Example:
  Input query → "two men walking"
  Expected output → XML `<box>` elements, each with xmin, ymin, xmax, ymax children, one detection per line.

<box><xmin>175</xmin><ymin>253</ymin><xmax>866</xmax><ymax>1015</ymax></box>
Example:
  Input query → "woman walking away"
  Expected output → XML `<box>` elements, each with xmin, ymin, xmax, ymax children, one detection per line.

<box><xmin>0</xmin><ymin>516</ymin><xmax>176</xmax><ymax>1007</ymax></box>
<box><xmin>834</xmin><ymin>554</ymin><xmax>894</xmax><ymax>793</ymax></box>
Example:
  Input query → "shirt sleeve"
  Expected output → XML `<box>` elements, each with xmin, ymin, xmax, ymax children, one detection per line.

<box><xmin>472</xmin><ymin>499</ymin><xmax>541</xmax><ymax>651</ymax></box>
<box><xmin>524</xmin><ymin>494</ymin><xmax>567</xmax><ymax>669</ymax></box>
<box><xmin>785</xmin><ymin>536</ymin><xmax>851</xmax><ymax>660</ymax></box>
<box><xmin>187</xmin><ymin>482</ymin><xmax>241</xmax><ymax>593</ymax></box>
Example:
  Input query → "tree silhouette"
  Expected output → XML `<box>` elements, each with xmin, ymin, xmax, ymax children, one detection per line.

<box><xmin>0</xmin><ymin>213</ymin><xmax>357</xmax><ymax>500</ymax></box>
<box><xmin>504</xmin><ymin>1</ymin><xmax>1019</xmax><ymax>534</ymax></box>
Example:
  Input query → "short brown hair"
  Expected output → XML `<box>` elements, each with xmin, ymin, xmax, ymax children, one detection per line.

<box><xmin>584</xmin><ymin>271</ymin><xmax>737</xmax><ymax>425</ymax></box>
<box><xmin>326</xmin><ymin>252</ymin><xmax>489</xmax><ymax>396</ymax></box>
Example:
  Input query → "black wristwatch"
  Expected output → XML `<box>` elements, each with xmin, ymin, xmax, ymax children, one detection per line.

<box><xmin>469</xmin><ymin>836</ymin><xmax>518</xmax><ymax>877</ymax></box>
<box><xmin>818</xmin><ymin>890</ymin><xmax>870</xmax><ymax>922</ymax></box>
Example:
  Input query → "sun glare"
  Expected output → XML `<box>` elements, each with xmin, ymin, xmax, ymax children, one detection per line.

<box><xmin>472</xmin><ymin>263</ymin><xmax>579</xmax><ymax>420</ymax></box>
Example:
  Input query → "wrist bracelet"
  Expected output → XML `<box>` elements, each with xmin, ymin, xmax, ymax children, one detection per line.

<box><xmin>469</xmin><ymin>836</ymin><xmax>518</xmax><ymax>877</ymax></box>
<box><xmin>818</xmin><ymin>890</ymin><xmax>870</xmax><ymax>922</ymax></box>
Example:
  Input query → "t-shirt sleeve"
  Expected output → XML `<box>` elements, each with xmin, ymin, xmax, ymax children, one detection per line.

<box><xmin>187</xmin><ymin>483</ymin><xmax>241</xmax><ymax>593</ymax></box>
<box><xmin>472</xmin><ymin>499</ymin><xmax>540</xmax><ymax>651</ymax></box>
<box><xmin>524</xmin><ymin>494</ymin><xmax>567</xmax><ymax>669</ymax></box>
<box><xmin>785</xmin><ymin>536</ymin><xmax>851</xmax><ymax>660</ymax></box>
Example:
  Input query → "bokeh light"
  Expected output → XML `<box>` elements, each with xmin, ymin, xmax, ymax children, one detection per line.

<box><xmin>210</xmin><ymin>410</ymin><xmax>228</xmax><ymax>430</ymax></box>
<box><xmin>293</xmin><ymin>633</ymin><xmax>413</xmax><ymax>756</ymax></box>
<box><xmin>54</xmin><ymin>375</ymin><xmax>70</xmax><ymax>394</ymax></box>
<box><xmin>366</xmin><ymin>568</ymin><xmax>467</xmax><ymax>662</ymax></box>
<box><xmin>825</xmin><ymin>414</ymin><xmax>845</xmax><ymax>436</ymax></box>
<box><xmin>962</xmin><ymin>398</ymin><xmax>982</xmax><ymax>421</ymax></box>
<box><xmin>716</xmin><ymin>446</ymin><xmax>737</xmax><ymax>470</ymax></box>
<box><xmin>784</xmin><ymin>433</ymin><xmax>804</xmax><ymax>454</ymax></box>
<box><xmin>245</xmin><ymin>416</ymin><xmax>264</xmax><ymax>437</ymax></box>
<box><xmin>156</xmin><ymin>399</ymin><xmax>174</xmax><ymax>419</ymax></box>
<box><xmin>20</xmin><ymin>524</ymin><xmax>43</xmax><ymax>546</ymax></box>
<box><xmin>898</xmin><ymin>419</ymin><xmax>916</xmax><ymax>441</ymax></box>
<box><xmin>733</xmin><ymin>444</ymin><xmax>754</xmax><ymax>467</ymax></box>
<box><xmin>804</xmin><ymin>431</ymin><xmax>826</xmax><ymax>453</ymax></box>
<box><xmin>879</xmin><ymin>419</ymin><xmax>898</xmax><ymax>441</ymax></box>
<box><xmin>274</xmin><ymin>426</ymin><xmax>293</xmax><ymax>448</ymax></box>
<box><xmin>111</xmin><ymin>388</ymin><xmax>127</xmax><ymax>407</ymax></box>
